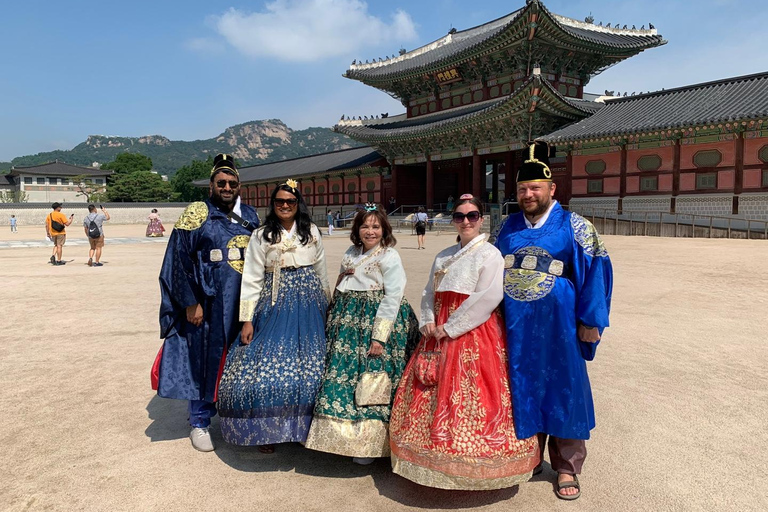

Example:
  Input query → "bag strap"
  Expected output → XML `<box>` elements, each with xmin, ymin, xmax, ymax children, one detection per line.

<box><xmin>227</xmin><ymin>211</ymin><xmax>256</xmax><ymax>233</ymax></box>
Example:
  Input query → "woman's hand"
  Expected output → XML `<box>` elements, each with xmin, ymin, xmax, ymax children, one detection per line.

<box><xmin>186</xmin><ymin>303</ymin><xmax>203</xmax><ymax>327</ymax></box>
<box><xmin>241</xmin><ymin>322</ymin><xmax>255</xmax><ymax>345</ymax></box>
<box><xmin>420</xmin><ymin>322</ymin><xmax>436</xmax><ymax>338</ymax></box>
<box><xmin>434</xmin><ymin>325</ymin><xmax>449</xmax><ymax>341</ymax></box>
<box><xmin>367</xmin><ymin>341</ymin><xmax>384</xmax><ymax>357</ymax></box>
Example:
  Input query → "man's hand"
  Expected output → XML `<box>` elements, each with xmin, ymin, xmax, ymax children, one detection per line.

<box><xmin>241</xmin><ymin>322</ymin><xmax>254</xmax><ymax>345</ymax></box>
<box><xmin>578</xmin><ymin>324</ymin><xmax>600</xmax><ymax>343</ymax></box>
<box><xmin>420</xmin><ymin>322</ymin><xmax>436</xmax><ymax>338</ymax></box>
<box><xmin>367</xmin><ymin>340</ymin><xmax>384</xmax><ymax>357</ymax></box>
<box><xmin>186</xmin><ymin>303</ymin><xmax>203</xmax><ymax>327</ymax></box>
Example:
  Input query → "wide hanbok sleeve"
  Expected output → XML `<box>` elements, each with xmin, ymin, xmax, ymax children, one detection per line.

<box><xmin>311</xmin><ymin>225</ymin><xmax>331</xmax><ymax>301</ymax></box>
<box><xmin>158</xmin><ymin>209</ymin><xmax>204</xmax><ymax>338</ymax></box>
<box><xmin>442</xmin><ymin>247</ymin><xmax>504</xmax><ymax>339</ymax></box>
<box><xmin>419</xmin><ymin>258</ymin><xmax>439</xmax><ymax>331</ymax></box>
<box><xmin>371</xmin><ymin>249</ymin><xmax>407</xmax><ymax>343</ymax></box>
<box><xmin>239</xmin><ymin>231</ymin><xmax>267</xmax><ymax>322</ymax></box>
<box><xmin>570</xmin><ymin>214</ymin><xmax>613</xmax><ymax>361</ymax></box>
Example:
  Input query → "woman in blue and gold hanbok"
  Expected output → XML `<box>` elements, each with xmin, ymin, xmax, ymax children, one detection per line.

<box><xmin>217</xmin><ymin>181</ymin><xmax>330</xmax><ymax>452</ymax></box>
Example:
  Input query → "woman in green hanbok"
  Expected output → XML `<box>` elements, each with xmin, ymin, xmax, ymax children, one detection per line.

<box><xmin>305</xmin><ymin>206</ymin><xmax>419</xmax><ymax>464</ymax></box>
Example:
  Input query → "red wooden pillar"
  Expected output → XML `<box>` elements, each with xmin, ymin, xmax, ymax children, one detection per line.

<box><xmin>504</xmin><ymin>151</ymin><xmax>514</xmax><ymax>201</ymax></box>
<box><xmin>472</xmin><ymin>152</ymin><xmax>482</xmax><ymax>198</ymax></box>
<box><xmin>391</xmin><ymin>164</ymin><xmax>399</xmax><ymax>207</ymax></box>
<box><xmin>672</xmin><ymin>138</ymin><xmax>681</xmax><ymax>213</ymax></box>
<box><xmin>426</xmin><ymin>158</ymin><xmax>434</xmax><ymax>209</ymax></box>
<box><xmin>619</xmin><ymin>143</ymin><xmax>627</xmax><ymax>213</ymax></box>
<box><xmin>325</xmin><ymin>175</ymin><xmax>331</xmax><ymax>207</ymax></box>
<box><xmin>734</xmin><ymin>131</ymin><xmax>744</xmax><ymax>214</ymax></box>
<box><xmin>357</xmin><ymin>171</ymin><xmax>363</xmax><ymax>205</ymax></box>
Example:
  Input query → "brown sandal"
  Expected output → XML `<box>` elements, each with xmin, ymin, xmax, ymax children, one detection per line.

<box><xmin>556</xmin><ymin>474</ymin><xmax>580</xmax><ymax>500</ymax></box>
<box><xmin>257</xmin><ymin>444</ymin><xmax>275</xmax><ymax>454</ymax></box>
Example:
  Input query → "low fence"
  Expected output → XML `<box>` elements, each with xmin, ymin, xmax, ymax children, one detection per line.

<box><xmin>569</xmin><ymin>206</ymin><xmax>768</xmax><ymax>240</ymax></box>
<box><xmin>0</xmin><ymin>202</ymin><xmax>189</xmax><ymax>226</ymax></box>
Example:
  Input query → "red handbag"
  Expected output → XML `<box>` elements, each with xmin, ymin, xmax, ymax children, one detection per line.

<box><xmin>150</xmin><ymin>344</ymin><xmax>164</xmax><ymax>391</ymax></box>
<box><xmin>413</xmin><ymin>338</ymin><xmax>442</xmax><ymax>387</ymax></box>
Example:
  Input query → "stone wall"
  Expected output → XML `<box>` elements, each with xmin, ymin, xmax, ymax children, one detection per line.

<box><xmin>737</xmin><ymin>193</ymin><xmax>768</xmax><ymax>221</ymax></box>
<box><xmin>674</xmin><ymin>194</ymin><xmax>733</xmax><ymax>217</ymax></box>
<box><xmin>567</xmin><ymin>197</ymin><xmax>620</xmax><ymax>212</ymax></box>
<box><xmin>0</xmin><ymin>203</ymin><xmax>188</xmax><ymax>226</ymax></box>
<box><xmin>622</xmin><ymin>196</ymin><xmax>673</xmax><ymax>212</ymax></box>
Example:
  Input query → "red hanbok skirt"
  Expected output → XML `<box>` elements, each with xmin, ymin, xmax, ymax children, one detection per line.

<box><xmin>389</xmin><ymin>291</ymin><xmax>539</xmax><ymax>490</ymax></box>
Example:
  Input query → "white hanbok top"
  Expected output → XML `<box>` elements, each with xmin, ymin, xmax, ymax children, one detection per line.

<box><xmin>239</xmin><ymin>223</ymin><xmax>330</xmax><ymax>321</ymax></box>
<box><xmin>420</xmin><ymin>234</ymin><xmax>504</xmax><ymax>339</ymax></box>
<box><xmin>336</xmin><ymin>245</ymin><xmax>407</xmax><ymax>343</ymax></box>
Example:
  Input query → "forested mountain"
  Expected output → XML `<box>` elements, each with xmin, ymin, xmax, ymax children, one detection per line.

<box><xmin>8</xmin><ymin>120</ymin><xmax>363</xmax><ymax>176</ymax></box>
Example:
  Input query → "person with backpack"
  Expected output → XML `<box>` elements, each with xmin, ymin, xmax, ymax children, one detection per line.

<box><xmin>83</xmin><ymin>204</ymin><xmax>110</xmax><ymax>267</ymax></box>
<box><xmin>46</xmin><ymin>202</ymin><xmax>74</xmax><ymax>266</ymax></box>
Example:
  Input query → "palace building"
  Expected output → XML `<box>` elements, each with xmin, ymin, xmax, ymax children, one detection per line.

<box><xmin>237</xmin><ymin>0</ymin><xmax>768</xmax><ymax>220</ymax></box>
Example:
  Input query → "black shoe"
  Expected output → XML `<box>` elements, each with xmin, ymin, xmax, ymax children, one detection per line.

<box><xmin>55</xmin><ymin>260</ymin><xmax>66</xmax><ymax>266</ymax></box>
<box><xmin>50</xmin><ymin>255</ymin><xmax>56</xmax><ymax>264</ymax></box>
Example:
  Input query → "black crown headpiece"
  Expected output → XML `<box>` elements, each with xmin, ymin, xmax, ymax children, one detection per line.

<box><xmin>210</xmin><ymin>153</ymin><xmax>239</xmax><ymax>179</ymax></box>
<box><xmin>516</xmin><ymin>142</ymin><xmax>553</xmax><ymax>184</ymax></box>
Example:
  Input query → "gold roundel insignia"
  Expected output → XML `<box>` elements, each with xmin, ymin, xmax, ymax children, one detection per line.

<box><xmin>174</xmin><ymin>202</ymin><xmax>208</xmax><ymax>231</ymax></box>
<box><xmin>503</xmin><ymin>246</ymin><xmax>556</xmax><ymax>301</ymax></box>
<box><xmin>227</xmin><ymin>235</ymin><xmax>250</xmax><ymax>273</ymax></box>
<box><xmin>543</xmin><ymin>166</ymin><xmax>552</xmax><ymax>179</ymax></box>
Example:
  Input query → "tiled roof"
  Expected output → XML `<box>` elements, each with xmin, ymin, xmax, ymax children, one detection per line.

<box><xmin>542</xmin><ymin>71</ymin><xmax>768</xmax><ymax>143</ymax></box>
<box><xmin>9</xmin><ymin>161</ymin><xmax>113</xmax><ymax>177</ymax></box>
<box><xmin>192</xmin><ymin>147</ymin><xmax>385</xmax><ymax>186</ymax></box>
<box><xmin>337</xmin><ymin>76</ymin><xmax>600</xmax><ymax>140</ymax></box>
<box><xmin>345</xmin><ymin>1</ymin><xmax>663</xmax><ymax>81</ymax></box>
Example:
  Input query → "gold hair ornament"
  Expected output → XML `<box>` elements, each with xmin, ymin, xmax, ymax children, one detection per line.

<box><xmin>525</xmin><ymin>143</ymin><xmax>552</xmax><ymax>179</ymax></box>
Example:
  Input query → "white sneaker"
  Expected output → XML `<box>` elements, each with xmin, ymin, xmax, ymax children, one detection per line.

<box><xmin>352</xmin><ymin>457</ymin><xmax>375</xmax><ymax>465</ymax></box>
<box><xmin>190</xmin><ymin>427</ymin><xmax>214</xmax><ymax>452</ymax></box>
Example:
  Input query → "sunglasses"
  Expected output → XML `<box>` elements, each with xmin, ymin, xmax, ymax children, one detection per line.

<box><xmin>274</xmin><ymin>198</ymin><xmax>298</xmax><ymax>207</ymax></box>
<box><xmin>452</xmin><ymin>211</ymin><xmax>482</xmax><ymax>223</ymax></box>
<box><xmin>215</xmin><ymin>179</ymin><xmax>239</xmax><ymax>189</ymax></box>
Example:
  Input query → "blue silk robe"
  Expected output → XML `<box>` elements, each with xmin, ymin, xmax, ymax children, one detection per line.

<box><xmin>494</xmin><ymin>202</ymin><xmax>612</xmax><ymax>440</ymax></box>
<box><xmin>157</xmin><ymin>199</ymin><xmax>260</xmax><ymax>403</ymax></box>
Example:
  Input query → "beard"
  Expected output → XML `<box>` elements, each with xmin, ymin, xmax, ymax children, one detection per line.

<box><xmin>521</xmin><ymin>196</ymin><xmax>552</xmax><ymax>217</ymax></box>
<box><xmin>210</xmin><ymin>188</ymin><xmax>239</xmax><ymax>210</ymax></box>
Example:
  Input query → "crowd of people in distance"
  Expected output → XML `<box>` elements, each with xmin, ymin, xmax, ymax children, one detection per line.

<box><xmin>153</xmin><ymin>147</ymin><xmax>613</xmax><ymax>501</ymax></box>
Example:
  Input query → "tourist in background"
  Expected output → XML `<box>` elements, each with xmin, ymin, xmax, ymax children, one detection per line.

<box><xmin>146</xmin><ymin>209</ymin><xmax>165</xmax><ymax>237</ymax></box>
<box><xmin>389</xmin><ymin>194</ymin><xmax>539</xmax><ymax>490</ymax></box>
<box><xmin>326</xmin><ymin>209</ymin><xmax>335</xmax><ymax>236</ymax></box>
<box><xmin>218</xmin><ymin>180</ymin><xmax>330</xmax><ymax>454</ymax></box>
<box><xmin>10</xmin><ymin>215</ymin><xmax>17</xmax><ymax>233</ymax></box>
<box><xmin>413</xmin><ymin>206</ymin><xmax>428</xmax><ymax>250</ymax></box>
<box><xmin>46</xmin><ymin>202</ymin><xmax>74</xmax><ymax>266</ymax></box>
<box><xmin>493</xmin><ymin>143</ymin><xmax>613</xmax><ymax>500</ymax></box>
<box><xmin>82</xmin><ymin>204</ymin><xmax>110</xmax><ymax>267</ymax></box>
<box><xmin>305</xmin><ymin>205</ymin><xmax>419</xmax><ymax>465</ymax></box>
<box><xmin>155</xmin><ymin>154</ymin><xmax>260</xmax><ymax>452</ymax></box>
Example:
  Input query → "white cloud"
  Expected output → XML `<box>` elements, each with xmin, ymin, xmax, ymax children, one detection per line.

<box><xmin>211</xmin><ymin>0</ymin><xmax>417</xmax><ymax>61</ymax></box>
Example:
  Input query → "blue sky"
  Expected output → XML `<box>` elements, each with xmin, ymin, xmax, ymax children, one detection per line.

<box><xmin>2</xmin><ymin>0</ymin><xmax>766</xmax><ymax>162</ymax></box>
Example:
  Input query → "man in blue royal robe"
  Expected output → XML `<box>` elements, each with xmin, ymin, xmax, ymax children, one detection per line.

<box><xmin>156</xmin><ymin>154</ymin><xmax>260</xmax><ymax>452</ymax></box>
<box><xmin>493</xmin><ymin>143</ymin><xmax>612</xmax><ymax>501</ymax></box>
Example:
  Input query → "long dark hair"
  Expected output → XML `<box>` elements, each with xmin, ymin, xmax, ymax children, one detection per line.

<box><xmin>261</xmin><ymin>184</ymin><xmax>313</xmax><ymax>245</ymax></box>
<box><xmin>453</xmin><ymin>194</ymin><xmax>484</xmax><ymax>243</ymax></box>
<box><xmin>350</xmin><ymin>209</ymin><xmax>397</xmax><ymax>248</ymax></box>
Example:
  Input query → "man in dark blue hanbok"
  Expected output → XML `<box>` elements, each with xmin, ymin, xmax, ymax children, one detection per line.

<box><xmin>493</xmin><ymin>143</ymin><xmax>612</xmax><ymax>500</ymax></box>
<box><xmin>156</xmin><ymin>154</ymin><xmax>260</xmax><ymax>452</ymax></box>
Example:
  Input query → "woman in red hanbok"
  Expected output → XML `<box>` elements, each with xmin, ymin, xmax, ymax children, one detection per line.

<box><xmin>389</xmin><ymin>194</ymin><xmax>539</xmax><ymax>490</ymax></box>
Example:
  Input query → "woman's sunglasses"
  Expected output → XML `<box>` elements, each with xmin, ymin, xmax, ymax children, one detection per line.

<box><xmin>452</xmin><ymin>211</ymin><xmax>482</xmax><ymax>223</ymax></box>
<box><xmin>274</xmin><ymin>198</ymin><xmax>298</xmax><ymax>207</ymax></box>
<box><xmin>215</xmin><ymin>179</ymin><xmax>239</xmax><ymax>189</ymax></box>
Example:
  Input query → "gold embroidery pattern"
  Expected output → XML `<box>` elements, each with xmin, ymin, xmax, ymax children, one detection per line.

<box><xmin>372</xmin><ymin>317</ymin><xmax>393</xmax><ymax>343</ymax></box>
<box><xmin>304</xmin><ymin>415</ymin><xmax>390</xmax><ymax>458</ymax></box>
<box><xmin>226</xmin><ymin>235</ymin><xmax>250</xmax><ymax>274</ymax></box>
<box><xmin>174</xmin><ymin>202</ymin><xmax>208</xmax><ymax>230</ymax></box>
<box><xmin>571</xmin><ymin>213</ymin><xmax>608</xmax><ymax>257</ymax></box>
<box><xmin>504</xmin><ymin>246</ymin><xmax>556</xmax><ymax>302</ymax></box>
<box><xmin>390</xmin><ymin>292</ymin><xmax>539</xmax><ymax>489</ymax></box>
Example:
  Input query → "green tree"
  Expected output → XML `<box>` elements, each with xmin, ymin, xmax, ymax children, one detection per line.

<box><xmin>171</xmin><ymin>157</ymin><xmax>213</xmax><ymax>202</ymax></box>
<box><xmin>107</xmin><ymin>171</ymin><xmax>171</xmax><ymax>202</ymax></box>
<box><xmin>72</xmin><ymin>174</ymin><xmax>108</xmax><ymax>202</ymax></box>
<box><xmin>101</xmin><ymin>153</ymin><xmax>153</xmax><ymax>184</ymax></box>
<box><xmin>0</xmin><ymin>190</ymin><xmax>28</xmax><ymax>203</ymax></box>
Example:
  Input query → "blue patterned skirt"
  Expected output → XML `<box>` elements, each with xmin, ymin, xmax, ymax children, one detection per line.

<box><xmin>218</xmin><ymin>266</ymin><xmax>328</xmax><ymax>446</ymax></box>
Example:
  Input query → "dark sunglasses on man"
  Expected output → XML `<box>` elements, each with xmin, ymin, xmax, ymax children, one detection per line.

<box><xmin>215</xmin><ymin>179</ymin><xmax>240</xmax><ymax>189</ymax></box>
<box><xmin>274</xmin><ymin>198</ymin><xmax>298</xmax><ymax>207</ymax></box>
<box><xmin>452</xmin><ymin>211</ymin><xmax>482</xmax><ymax>223</ymax></box>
